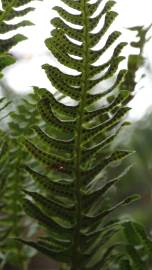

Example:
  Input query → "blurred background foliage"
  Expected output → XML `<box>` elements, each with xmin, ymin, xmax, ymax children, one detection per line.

<box><xmin>113</xmin><ymin>108</ymin><xmax>152</xmax><ymax>229</ymax></box>
<box><xmin>109</xmin><ymin>23</ymin><xmax>152</xmax><ymax>232</ymax></box>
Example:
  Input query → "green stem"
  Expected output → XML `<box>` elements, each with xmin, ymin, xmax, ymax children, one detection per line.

<box><xmin>72</xmin><ymin>1</ymin><xmax>89</xmax><ymax>269</ymax></box>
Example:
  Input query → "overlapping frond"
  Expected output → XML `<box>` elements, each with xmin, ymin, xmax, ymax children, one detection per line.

<box><xmin>0</xmin><ymin>0</ymin><xmax>41</xmax><ymax>77</ymax></box>
<box><xmin>122</xmin><ymin>24</ymin><xmax>152</xmax><ymax>93</ymax></box>
<box><xmin>22</xmin><ymin>1</ymin><xmax>137</xmax><ymax>269</ymax></box>
<box><xmin>0</xmin><ymin>96</ymin><xmax>11</xmax><ymax>266</ymax></box>
<box><xmin>0</xmin><ymin>92</ymin><xmax>41</xmax><ymax>268</ymax></box>
<box><xmin>118</xmin><ymin>221</ymin><xmax>152</xmax><ymax>270</ymax></box>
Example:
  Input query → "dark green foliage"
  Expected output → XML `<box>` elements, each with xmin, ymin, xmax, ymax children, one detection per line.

<box><xmin>122</xmin><ymin>24</ymin><xmax>152</xmax><ymax>93</ymax></box>
<box><xmin>0</xmin><ymin>0</ymin><xmax>151</xmax><ymax>269</ymax></box>
<box><xmin>0</xmin><ymin>92</ymin><xmax>41</xmax><ymax>269</ymax></box>
<box><xmin>129</xmin><ymin>24</ymin><xmax>152</xmax><ymax>54</ymax></box>
<box><xmin>0</xmin><ymin>0</ymin><xmax>42</xmax><ymax>77</ymax></box>
<box><xmin>120</xmin><ymin>221</ymin><xmax>152</xmax><ymax>270</ymax></box>
<box><xmin>112</xmin><ymin>23</ymin><xmax>152</xmax><ymax>221</ymax></box>
<box><xmin>0</xmin><ymin>97</ymin><xmax>11</xmax><ymax>195</ymax></box>
<box><xmin>0</xmin><ymin>97</ymin><xmax>11</xmax><ymax>267</ymax></box>
<box><xmin>0</xmin><ymin>99</ymin><xmax>10</xmax><ymax>197</ymax></box>
<box><xmin>21</xmin><ymin>1</ymin><xmax>141</xmax><ymax>269</ymax></box>
<box><xmin>0</xmin><ymin>1</ymin><xmax>43</xmax><ymax>265</ymax></box>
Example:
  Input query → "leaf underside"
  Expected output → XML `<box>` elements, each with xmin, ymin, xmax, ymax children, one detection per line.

<box><xmin>22</xmin><ymin>0</ymin><xmax>136</xmax><ymax>269</ymax></box>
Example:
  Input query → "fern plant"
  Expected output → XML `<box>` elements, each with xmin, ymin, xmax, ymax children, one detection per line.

<box><xmin>0</xmin><ymin>97</ymin><xmax>11</xmax><ymax>267</ymax></box>
<box><xmin>0</xmin><ymin>1</ymin><xmax>43</xmax><ymax>268</ymax></box>
<box><xmin>121</xmin><ymin>23</ymin><xmax>152</xmax><ymax>94</ymax></box>
<box><xmin>0</xmin><ymin>98</ymin><xmax>10</xmax><ymax>204</ymax></box>
<box><xmin>20</xmin><ymin>0</ymin><xmax>141</xmax><ymax>269</ymax></box>
<box><xmin>100</xmin><ymin>219</ymin><xmax>152</xmax><ymax>270</ymax></box>
<box><xmin>0</xmin><ymin>92</ymin><xmax>42</xmax><ymax>269</ymax></box>
<box><xmin>125</xmin><ymin>221</ymin><xmax>152</xmax><ymax>269</ymax></box>
<box><xmin>0</xmin><ymin>0</ymin><xmax>42</xmax><ymax>78</ymax></box>
<box><xmin>129</xmin><ymin>24</ymin><xmax>152</xmax><ymax>56</ymax></box>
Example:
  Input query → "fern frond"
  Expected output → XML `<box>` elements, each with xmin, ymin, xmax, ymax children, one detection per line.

<box><xmin>129</xmin><ymin>24</ymin><xmax>152</xmax><ymax>54</ymax></box>
<box><xmin>120</xmin><ymin>221</ymin><xmax>152</xmax><ymax>269</ymax></box>
<box><xmin>0</xmin><ymin>92</ymin><xmax>41</xmax><ymax>268</ymax></box>
<box><xmin>0</xmin><ymin>0</ymin><xmax>41</xmax><ymax>77</ymax></box>
<box><xmin>122</xmin><ymin>24</ymin><xmax>152</xmax><ymax>93</ymax></box>
<box><xmin>22</xmin><ymin>1</ymin><xmax>137</xmax><ymax>269</ymax></box>
<box><xmin>0</xmin><ymin>97</ymin><xmax>11</xmax><ymax>267</ymax></box>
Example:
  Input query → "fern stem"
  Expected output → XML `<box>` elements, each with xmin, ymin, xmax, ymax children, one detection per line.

<box><xmin>72</xmin><ymin>1</ymin><xmax>89</xmax><ymax>269</ymax></box>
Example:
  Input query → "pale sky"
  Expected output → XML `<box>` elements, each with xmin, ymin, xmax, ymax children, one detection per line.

<box><xmin>2</xmin><ymin>0</ymin><xmax>152</xmax><ymax>119</ymax></box>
